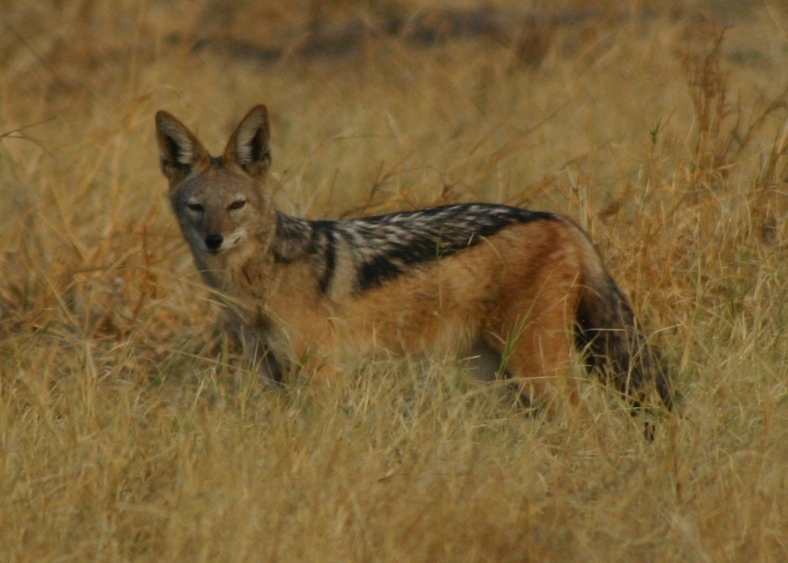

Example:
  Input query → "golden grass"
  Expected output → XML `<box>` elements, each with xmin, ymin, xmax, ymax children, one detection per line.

<box><xmin>1</xmin><ymin>1</ymin><xmax>787</xmax><ymax>560</ymax></box>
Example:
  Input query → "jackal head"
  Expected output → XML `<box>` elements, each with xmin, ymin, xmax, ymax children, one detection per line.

<box><xmin>155</xmin><ymin>105</ymin><xmax>273</xmax><ymax>256</ymax></box>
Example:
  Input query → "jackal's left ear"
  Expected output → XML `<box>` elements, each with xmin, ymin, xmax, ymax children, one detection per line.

<box><xmin>224</xmin><ymin>105</ymin><xmax>271</xmax><ymax>178</ymax></box>
<box><xmin>155</xmin><ymin>110</ymin><xmax>211</xmax><ymax>188</ymax></box>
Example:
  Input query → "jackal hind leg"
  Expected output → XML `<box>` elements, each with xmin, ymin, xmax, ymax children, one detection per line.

<box><xmin>496</xmin><ymin>305</ymin><xmax>579</xmax><ymax>413</ymax></box>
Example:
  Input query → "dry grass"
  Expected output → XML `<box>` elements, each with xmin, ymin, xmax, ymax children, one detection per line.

<box><xmin>1</xmin><ymin>0</ymin><xmax>787</xmax><ymax>561</ymax></box>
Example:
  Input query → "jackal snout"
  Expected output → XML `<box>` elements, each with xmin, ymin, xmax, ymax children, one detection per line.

<box><xmin>178</xmin><ymin>189</ymin><xmax>251</xmax><ymax>254</ymax></box>
<box><xmin>205</xmin><ymin>233</ymin><xmax>224</xmax><ymax>252</ymax></box>
<box><xmin>191</xmin><ymin>223</ymin><xmax>247</xmax><ymax>255</ymax></box>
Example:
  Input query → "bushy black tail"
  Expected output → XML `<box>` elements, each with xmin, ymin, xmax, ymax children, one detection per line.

<box><xmin>575</xmin><ymin>271</ymin><xmax>675</xmax><ymax>415</ymax></box>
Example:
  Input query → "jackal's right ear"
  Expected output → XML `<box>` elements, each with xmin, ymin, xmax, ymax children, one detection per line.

<box><xmin>224</xmin><ymin>105</ymin><xmax>271</xmax><ymax>178</ymax></box>
<box><xmin>155</xmin><ymin>111</ymin><xmax>211</xmax><ymax>187</ymax></box>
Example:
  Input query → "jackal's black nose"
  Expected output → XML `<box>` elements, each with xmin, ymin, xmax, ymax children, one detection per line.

<box><xmin>205</xmin><ymin>233</ymin><xmax>223</xmax><ymax>251</ymax></box>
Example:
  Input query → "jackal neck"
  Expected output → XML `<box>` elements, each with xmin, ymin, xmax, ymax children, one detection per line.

<box><xmin>272</xmin><ymin>212</ymin><xmax>322</xmax><ymax>263</ymax></box>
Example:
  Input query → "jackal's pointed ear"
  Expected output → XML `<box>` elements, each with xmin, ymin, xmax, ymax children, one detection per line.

<box><xmin>155</xmin><ymin>110</ymin><xmax>211</xmax><ymax>188</ymax></box>
<box><xmin>224</xmin><ymin>105</ymin><xmax>271</xmax><ymax>178</ymax></box>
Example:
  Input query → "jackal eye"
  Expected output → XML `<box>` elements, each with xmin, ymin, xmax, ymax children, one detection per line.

<box><xmin>228</xmin><ymin>199</ymin><xmax>246</xmax><ymax>211</ymax></box>
<box><xmin>187</xmin><ymin>202</ymin><xmax>204</xmax><ymax>213</ymax></box>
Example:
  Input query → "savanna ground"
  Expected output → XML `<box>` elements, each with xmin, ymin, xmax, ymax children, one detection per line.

<box><xmin>1</xmin><ymin>0</ymin><xmax>787</xmax><ymax>561</ymax></box>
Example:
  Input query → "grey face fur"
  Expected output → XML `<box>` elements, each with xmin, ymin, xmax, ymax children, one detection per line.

<box><xmin>169</xmin><ymin>164</ymin><xmax>268</xmax><ymax>254</ymax></box>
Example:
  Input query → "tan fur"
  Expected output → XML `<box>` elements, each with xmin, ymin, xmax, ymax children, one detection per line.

<box><xmin>156</xmin><ymin>104</ymin><xmax>674</xmax><ymax>415</ymax></box>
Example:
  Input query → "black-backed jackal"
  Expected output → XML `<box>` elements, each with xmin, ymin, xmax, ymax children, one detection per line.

<box><xmin>156</xmin><ymin>104</ymin><xmax>674</xmax><ymax>421</ymax></box>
